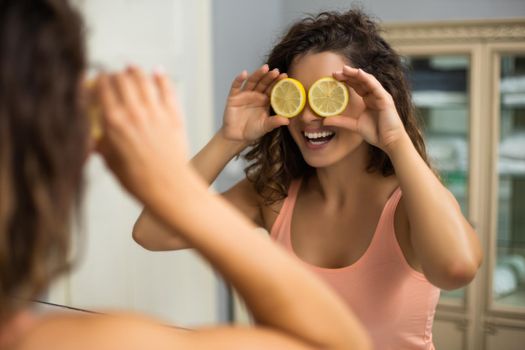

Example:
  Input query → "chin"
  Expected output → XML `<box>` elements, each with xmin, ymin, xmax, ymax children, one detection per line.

<box><xmin>301</xmin><ymin>151</ymin><xmax>346</xmax><ymax>168</ymax></box>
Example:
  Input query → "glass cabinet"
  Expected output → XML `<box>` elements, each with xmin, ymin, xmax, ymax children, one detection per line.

<box><xmin>494</xmin><ymin>54</ymin><xmax>525</xmax><ymax>310</ymax></box>
<box><xmin>404</xmin><ymin>55</ymin><xmax>471</xmax><ymax>304</ymax></box>
<box><xmin>385</xmin><ymin>19</ymin><xmax>525</xmax><ymax>350</ymax></box>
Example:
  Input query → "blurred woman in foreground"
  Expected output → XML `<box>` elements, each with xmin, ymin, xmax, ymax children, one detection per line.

<box><xmin>0</xmin><ymin>1</ymin><xmax>370</xmax><ymax>349</ymax></box>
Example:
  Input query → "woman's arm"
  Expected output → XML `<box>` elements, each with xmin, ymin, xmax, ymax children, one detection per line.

<box><xmin>330</xmin><ymin>66</ymin><xmax>482</xmax><ymax>290</ymax></box>
<box><xmin>132</xmin><ymin>131</ymin><xmax>249</xmax><ymax>251</ymax></box>
<box><xmin>386</xmin><ymin>134</ymin><xmax>482</xmax><ymax>290</ymax></box>
<box><xmin>133</xmin><ymin>176</ymin><xmax>264</xmax><ymax>251</ymax></box>
<box><xmin>133</xmin><ymin>65</ymin><xmax>288</xmax><ymax>251</ymax></box>
<box><xmin>16</xmin><ymin>312</ymin><xmax>367</xmax><ymax>350</ymax></box>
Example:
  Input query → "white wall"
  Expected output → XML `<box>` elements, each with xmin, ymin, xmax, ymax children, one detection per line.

<box><xmin>282</xmin><ymin>0</ymin><xmax>525</xmax><ymax>23</ymax></box>
<box><xmin>49</xmin><ymin>0</ymin><xmax>218</xmax><ymax>328</ymax></box>
<box><xmin>211</xmin><ymin>0</ymin><xmax>285</xmax><ymax>191</ymax></box>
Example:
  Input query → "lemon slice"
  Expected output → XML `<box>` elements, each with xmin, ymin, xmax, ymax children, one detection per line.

<box><xmin>88</xmin><ymin>101</ymin><xmax>103</xmax><ymax>141</ymax></box>
<box><xmin>270</xmin><ymin>78</ymin><xmax>306</xmax><ymax>118</ymax></box>
<box><xmin>308</xmin><ymin>77</ymin><xmax>349</xmax><ymax>117</ymax></box>
<box><xmin>84</xmin><ymin>80</ymin><xmax>103</xmax><ymax>141</ymax></box>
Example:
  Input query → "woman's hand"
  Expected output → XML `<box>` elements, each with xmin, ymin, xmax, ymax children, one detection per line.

<box><xmin>95</xmin><ymin>66</ymin><xmax>191</xmax><ymax>204</ymax></box>
<box><xmin>325</xmin><ymin>66</ymin><xmax>407</xmax><ymax>154</ymax></box>
<box><xmin>221</xmin><ymin>64</ymin><xmax>290</xmax><ymax>143</ymax></box>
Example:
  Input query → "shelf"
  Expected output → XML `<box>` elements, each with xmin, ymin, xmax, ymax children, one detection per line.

<box><xmin>413</xmin><ymin>90</ymin><xmax>467</xmax><ymax>108</ymax></box>
<box><xmin>413</xmin><ymin>74</ymin><xmax>525</xmax><ymax>108</ymax></box>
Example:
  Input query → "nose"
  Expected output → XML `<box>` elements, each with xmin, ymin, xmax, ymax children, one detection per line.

<box><xmin>299</xmin><ymin>104</ymin><xmax>322</xmax><ymax>123</ymax></box>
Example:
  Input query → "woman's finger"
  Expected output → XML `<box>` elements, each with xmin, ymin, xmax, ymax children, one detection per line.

<box><xmin>243</xmin><ymin>64</ymin><xmax>270</xmax><ymax>91</ymax></box>
<box><xmin>263</xmin><ymin>115</ymin><xmax>290</xmax><ymax>132</ymax></box>
<box><xmin>254</xmin><ymin>68</ymin><xmax>279</xmax><ymax>93</ymax></box>
<box><xmin>333</xmin><ymin>70</ymin><xmax>369</xmax><ymax>97</ymax></box>
<box><xmin>97</xmin><ymin>73</ymin><xmax>124</xmax><ymax>127</ymax></box>
<box><xmin>264</xmin><ymin>72</ymin><xmax>288</xmax><ymax>96</ymax></box>
<box><xmin>341</xmin><ymin>66</ymin><xmax>387</xmax><ymax>99</ymax></box>
<box><xmin>153</xmin><ymin>70</ymin><xmax>183</xmax><ymax>123</ymax></box>
<box><xmin>128</xmin><ymin>65</ymin><xmax>159</xmax><ymax>107</ymax></box>
<box><xmin>229</xmin><ymin>70</ymin><xmax>248</xmax><ymax>96</ymax></box>
<box><xmin>113</xmin><ymin>70</ymin><xmax>145</xmax><ymax>119</ymax></box>
<box><xmin>228</xmin><ymin>91</ymin><xmax>269</xmax><ymax>108</ymax></box>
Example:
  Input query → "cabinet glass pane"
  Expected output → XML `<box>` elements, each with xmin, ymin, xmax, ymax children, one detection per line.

<box><xmin>404</xmin><ymin>55</ymin><xmax>470</xmax><ymax>303</ymax></box>
<box><xmin>494</xmin><ymin>55</ymin><xmax>525</xmax><ymax>308</ymax></box>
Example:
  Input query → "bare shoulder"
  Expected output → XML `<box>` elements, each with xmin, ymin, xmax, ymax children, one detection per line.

<box><xmin>14</xmin><ymin>313</ymin><xmax>191</xmax><ymax>350</ymax></box>
<box><xmin>222</xmin><ymin>177</ymin><xmax>260</xmax><ymax>204</ymax></box>
<box><xmin>183</xmin><ymin>326</ymin><xmax>325</xmax><ymax>350</ymax></box>
<box><xmin>221</xmin><ymin>178</ymin><xmax>263</xmax><ymax>225</ymax></box>
<box><xmin>14</xmin><ymin>313</ymin><xmax>316</xmax><ymax>350</ymax></box>
<box><xmin>260</xmin><ymin>196</ymin><xmax>285</xmax><ymax>233</ymax></box>
<box><xmin>222</xmin><ymin>178</ymin><xmax>284</xmax><ymax>230</ymax></box>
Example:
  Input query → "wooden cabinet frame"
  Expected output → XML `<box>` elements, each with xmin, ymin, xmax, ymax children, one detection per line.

<box><xmin>384</xmin><ymin>19</ymin><xmax>525</xmax><ymax>350</ymax></box>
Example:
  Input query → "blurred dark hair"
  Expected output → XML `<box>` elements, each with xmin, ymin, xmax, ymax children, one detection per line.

<box><xmin>0</xmin><ymin>0</ymin><xmax>86</xmax><ymax>324</ymax></box>
<box><xmin>244</xmin><ymin>8</ymin><xmax>428</xmax><ymax>205</ymax></box>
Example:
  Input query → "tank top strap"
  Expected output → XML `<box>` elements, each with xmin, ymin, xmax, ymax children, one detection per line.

<box><xmin>284</xmin><ymin>178</ymin><xmax>302</xmax><ymax>213</ymax></box>
<box><xmin>270</xmin><ymin>178</ymin><xmax>302</xmax><ymax>240</ymax></box>
<box><xmin>372</xmin><ymin>186</ymin><xmax>432</xmax><ymax>281</ymax></box>
<box><xmin>363</xmin><ymin>187</ymin><xmax>403</xmax><ymax>257</ymax></box>
<box><xmin>383</xmin><ymin>187</ymin><xmax>403</xmax><ymax>224</ymax></box>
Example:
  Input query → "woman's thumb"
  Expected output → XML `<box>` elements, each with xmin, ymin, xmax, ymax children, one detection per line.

<box><xmin>265</xmin><ymin>115</ymin><xmax>290</xmax><ymax>132</ymax></box>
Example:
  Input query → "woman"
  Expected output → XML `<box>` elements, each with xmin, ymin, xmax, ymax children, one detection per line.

<box><xmin>134</xmin><ymin>9</ymin><xmax>482</xmax><ymax>349</ymax></box>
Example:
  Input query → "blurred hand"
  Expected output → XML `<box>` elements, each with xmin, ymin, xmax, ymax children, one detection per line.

<box><xmin>221</xmin><ymin>64</ymin><xmax>290</xmax><ymax>143</ymax></box>
<box><xmin>95</xmin><ymin>66</ymin><xmax>190</xmax><ymax>203</ymax></box>
<box><xmin>326</xmin><ymin>66</ymin><xmax>407</xmax><ymax>153</ymax></box>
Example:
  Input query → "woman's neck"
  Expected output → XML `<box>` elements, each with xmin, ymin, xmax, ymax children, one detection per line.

<box><xmin>308</xmin><ymin>146</ymin><xmax>391</xmax><ymax>209</ymax></box>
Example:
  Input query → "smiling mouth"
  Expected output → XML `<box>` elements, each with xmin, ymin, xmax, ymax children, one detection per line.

<box><xmin>302</xmin><ymin>130</ymin><xmax>335</xmax><ymax>145</ymax></box>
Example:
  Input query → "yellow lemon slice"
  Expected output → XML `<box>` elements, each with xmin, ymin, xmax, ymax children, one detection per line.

<box><xmin>84</xmin><ymin>80</ymin><xmax>103</xmax><ymax>141</ymax></box>
<box><xmin>308</xmin><ymin>77</ymin><xmax>349</xmax><ymax>117</ymax></box>
<box><xmin>88</xmin><ymin>102</ymin><xmax>103</xmax><ymax>142</ymax></box>
<box><xmin>270</xmin><ymin>78</ymin><xmax>306</xmax><ymax>118</ymax></box>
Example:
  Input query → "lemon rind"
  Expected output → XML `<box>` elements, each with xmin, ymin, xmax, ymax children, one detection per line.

<box><xmin>270</xmin><ymin>78</ymin><xmax>306</xmax><ymax>118</ymax></box>
<box><xmin>307</xmin><ymin>77</ymin><xmax>349</xmax><ymax>118</ymax></box>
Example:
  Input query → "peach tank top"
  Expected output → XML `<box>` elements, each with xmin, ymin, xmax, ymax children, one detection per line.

<box><xmin>271</xmin><ymin>179</ymin><xmax>440</xmax><ymax>350</ymax></box>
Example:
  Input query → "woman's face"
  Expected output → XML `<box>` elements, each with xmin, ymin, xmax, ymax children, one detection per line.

<box><xmin>287</xmin><ymin>51</ymin><xmax>367</xmax><ymax>168</ymax></box>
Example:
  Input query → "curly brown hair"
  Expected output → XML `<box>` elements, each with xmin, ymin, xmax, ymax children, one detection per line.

<box><xmin>244</xmin><ymin>8</ymin><xmax>428</xmax><ymax>205</ymax></box>
<box><xmin>0</xmin><ymin>0</ymin><xmax>86</xmax><ymax>324</ymax></box>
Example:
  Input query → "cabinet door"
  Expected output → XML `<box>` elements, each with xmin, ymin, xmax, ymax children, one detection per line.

<box><xmin>404</xmin><ymin>54</ymin><xmax>471</xmax><ymax>305</ymax></box>
<box><xmin>484</xmin><ymin>323</ymin><xmax>525</xmax><ymax>350</ymax></box>
<box><xmin>483</xmin><ymin>49</ymin><xmax>525</xmax><ymax>350</ymax></box>
<box><xmin>490</xmin><ymin>53</ymin><xmax>525</xmax><ymax>312</ymax></box>
<box><xmin>432</xmin><ymin>317</ymin><xmax>467</xmax><ymax>350</ymax></box>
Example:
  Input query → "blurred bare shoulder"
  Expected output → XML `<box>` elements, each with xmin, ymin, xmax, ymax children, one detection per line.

<box><xmin>13</xmin><ymin>313</ymin><xmax>189</xmax><ymax>350</ymax></box>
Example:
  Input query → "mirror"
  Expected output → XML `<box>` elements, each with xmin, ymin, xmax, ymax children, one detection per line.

<box><xmin>42</xmin><ymin>5</ymin><xmax>525</xmax><ymax>347</ymax></box>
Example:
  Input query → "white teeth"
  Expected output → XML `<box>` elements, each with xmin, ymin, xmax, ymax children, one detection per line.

<box><xmin>303</xmin><ymin>131</ymin><xmax>335</xmax><ymax>139</ymax></box>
